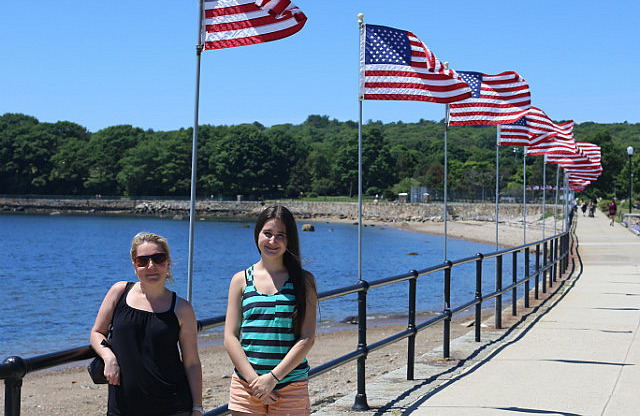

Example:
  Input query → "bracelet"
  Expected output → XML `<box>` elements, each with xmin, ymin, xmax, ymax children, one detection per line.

<box><xmin>270</xmin><ymin>371</ymin><xmax>281</xmax><ymax>382</ymax></box>
<box><xmin>192</xmin><ymin>406</ymin><xmax>204</xmax><ymax>413</ymax></box>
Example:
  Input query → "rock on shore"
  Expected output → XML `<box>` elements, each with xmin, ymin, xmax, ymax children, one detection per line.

<box><xmin>0</xmin><ymin>197</ymin><xmax>545</xmax><ymax>224</ymax></box>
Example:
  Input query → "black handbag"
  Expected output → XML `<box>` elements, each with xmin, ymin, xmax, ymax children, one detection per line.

<box><xmin>88</xmin><ymin>338</ymin><xmax>111</xmax><ymax>384</ymax></box>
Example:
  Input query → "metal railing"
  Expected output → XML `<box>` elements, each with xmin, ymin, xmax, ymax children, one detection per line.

<box><xmin>1</xmin><ymin>226</ymin><xmax>573</xmax><ymax>416</ymax></box>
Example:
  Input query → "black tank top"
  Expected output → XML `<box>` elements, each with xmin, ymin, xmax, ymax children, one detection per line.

<box><xmin>107</xmin><ymin>282</ymin><xmax>192</xmax><ymax>416</ymax></box>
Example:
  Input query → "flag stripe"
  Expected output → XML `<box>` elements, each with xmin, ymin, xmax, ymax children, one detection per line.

<box><xmin>203</xmin><ymin>0</ymin><xmax>306</xmax><ymax>50</ymax></box>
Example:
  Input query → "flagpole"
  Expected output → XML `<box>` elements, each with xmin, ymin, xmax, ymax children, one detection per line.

<box><xmin>187</xmin><ymin>1</ymin><xmax>205</xmax><ymax>303</ymax></box>
<box><xmin>357</xmin><ymin>13</ymin><xmax>365</xmax><ymax>283</ymax></box>
<box><xmin>523</xmin><ymin>147</ymin><xmax>527</xmax><ymax>245</ymax></box>
<box><xmin>564</xmin><ymin>172</ymin><xmax>570</xmax><ymax>231</ymax></box>
<box><xmin>542</xmin><ymin>159</ymin><xmax>546</xmax><ymax>239</ymax></box>
<box><xmin>357</xmin><ymin>103</ymin><xmax>363</xmax><ymax>283</ymax></box>
<box><xmin>444</xmin><ymin>102</ymin><xmax>449</xmax><ymax>260</ymax></box>
<box><xmin>495</xmin><ymin>126</ymin><xmax>500</xmax><ymax>250</ymax></box>
<box><xmin>554</xmin><ymin>164</ymin><xmax>560</xmax><ymax>235</ymax></box>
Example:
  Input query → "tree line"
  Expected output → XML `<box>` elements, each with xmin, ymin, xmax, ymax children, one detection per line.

<box><xmin>1</xmin><ymin>113</ymin><xmax>639</xmax><ymax>201</ymax></box>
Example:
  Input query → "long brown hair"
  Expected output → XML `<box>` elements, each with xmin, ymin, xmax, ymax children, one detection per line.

<box><xmin>254</xmin><ymin>205</ymin><xmax>313</xmax><ymax>337</ymax></box>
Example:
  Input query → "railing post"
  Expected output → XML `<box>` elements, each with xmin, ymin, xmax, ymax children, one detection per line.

<box><xmin>352</xmin><ymin>282</ymin><xmax>369</xmax><ymax>411</ymax></box>
<box><xmin>475</xmin><ymin>254</ymin><xmax>483</xmax><ymax>342</ymax></box>
<box><xmin>553</xmin><ymin>237</ymin><xmax>562</xmax><ymax>281</ymax></box>
<box><xmin>562</xmin><ymin>233</ymin><xmax>568</xmax><ymax>272</ymax></box>
<box><xmin>564</xmin><ymin>233</ymin><xmax>569</xmax><ymax>272</ymax></box>
<box><xmin>512</xmin><ymin>251</ymin><xmax>517</xmax><ymax>316</ymax></box>
<box><xmin>535</xmin><ymin>244</ymin><xmax>540</xmax><ymax>300</ymax></box>
<box><xmin>495</xmin><ymin>255</ymin><xmax>503</xmax><ymax>329</ymax></box>
<box><xmin>3</xmin><ymin>356</ymin><xmax>27</xmax><ymax>416</ymax></box>
<box><xmin>550</xmin><ymin>239</ymin><xmax>556</xmax><ymax>284</ymax></box>
<box><xmin>443</xmin><ymin>261</ymin><xmax>452</xmax><ymax>358</ymax></box>
<box><xmin>407</xmin><ymin>270</ymin><xmax>418</xmax><ymax>380</ymax></box>
<box><xmin>524</xmin><ymin>247</ymin><xmax>530</xmax><ymax>308</ymax></box>
<box><xmin>542</xmin><ymin>241</ymin><xmax>548</xmax><ymax>293</ymax></box>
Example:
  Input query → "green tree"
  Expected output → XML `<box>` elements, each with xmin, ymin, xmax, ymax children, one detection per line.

<box><xmin>48</xmin><ymin>121</ymin><xmax>91</xmax><ymax>194</ymax></box>
<box><xmin>84</xmin><ymin>125</ymin><xmax>148</xmax><ymax>195</ymax></box>
<box><xmin>0</xmin><ymin>113</ymin><xmax>41</xmax><ymax>193</ymax></box>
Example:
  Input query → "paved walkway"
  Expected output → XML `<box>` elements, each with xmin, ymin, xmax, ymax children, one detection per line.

<box><xmin>316</xmin><ymin>209</ymin><xmax>640</xmax><ymax>416</ymax></box>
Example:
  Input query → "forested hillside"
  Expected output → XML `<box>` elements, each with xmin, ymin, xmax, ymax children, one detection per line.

<box><xmin>1</xmin><ymin>113</ymin><xmax>639</xmax><ymax>201</ymax></box>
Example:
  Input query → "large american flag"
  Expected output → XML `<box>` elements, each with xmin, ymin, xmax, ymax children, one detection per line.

<box><xmin>448</xmin><ymin>71</ymin><xmax>531</xmax><ymax>126</ymax></box>
<box><xmin>361</xmin><ymin>24</ymin><xmax>472</xmax><ymax>103</ymax></box>
<box><xmin>202</xmin><ymin>0</ymin><xmax>307</xmax><ymax>50</ymax></box>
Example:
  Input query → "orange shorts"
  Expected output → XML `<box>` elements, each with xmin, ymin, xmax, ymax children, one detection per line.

<box><xmin>228</xmin><ymin>373</ymin><xmax>310</xmax><ymax>416</ymax></box>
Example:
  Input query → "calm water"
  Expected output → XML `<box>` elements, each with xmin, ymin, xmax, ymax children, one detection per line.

<box><xmin>0</xmin><ymin>213</ymin><xmax>510</xmax><ymax>358</ymax></box>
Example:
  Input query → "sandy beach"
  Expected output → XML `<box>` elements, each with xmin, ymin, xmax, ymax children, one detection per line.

<box><xmin>1</xmin><ymin>218</ymin><xmax>554</xmax><ymax>415</ymax></box>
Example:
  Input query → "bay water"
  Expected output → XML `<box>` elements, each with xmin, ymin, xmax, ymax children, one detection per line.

<box><xmin>0</xmin><ymin>213</ymin><xmax>508</xmax><ymax>358</ymax></box>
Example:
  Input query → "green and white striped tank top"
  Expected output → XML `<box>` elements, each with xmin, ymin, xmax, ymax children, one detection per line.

<box><xmin>240</xmin><ymin>265</ymin><xmax>309</xmax><ymax>388</ymax></box>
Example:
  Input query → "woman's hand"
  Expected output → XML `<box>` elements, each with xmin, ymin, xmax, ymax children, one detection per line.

<box><xmin>249</xmin><ymin>373</ymin><xmax>279</xmax><ymax>404</ymax></box>
<box><xmin>104</xmin><ymin>355</ymin><xmax>120</xmax><ymax>385</ymax></box>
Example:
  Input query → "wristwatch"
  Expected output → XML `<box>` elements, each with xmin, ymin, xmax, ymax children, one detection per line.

<box><xmin>192</xmin><ymin>406</ymin><xmax>204</xmax><ymax>413</ymax></box>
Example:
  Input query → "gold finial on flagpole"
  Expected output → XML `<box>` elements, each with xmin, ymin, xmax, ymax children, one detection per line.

<box><xmin>358</xmin><ymin>13</ymin><xmax>363</xmax><ymax>23</ymax></box>
<box><xmin>444</xmin><ymin>61</ymin><xmax>449</xmax><ymax>69</ymax></box>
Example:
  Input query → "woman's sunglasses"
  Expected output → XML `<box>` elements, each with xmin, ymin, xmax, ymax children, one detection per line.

<box><xmin>134</xmin><ymin>252</ymin><xmax>168</xmax><ymax>267</ymax></box>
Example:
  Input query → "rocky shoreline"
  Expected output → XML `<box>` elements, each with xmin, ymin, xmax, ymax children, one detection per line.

<box><xmin>0</xmin><ymin>197</ymin><xmax>545</xmax><ymax>224</ymax></box>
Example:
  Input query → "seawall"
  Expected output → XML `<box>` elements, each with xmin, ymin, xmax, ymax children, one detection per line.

<box><xmin>0</xmin><ymin>197</ymin><xmax>549</xmax><ymax>224</ymax></box>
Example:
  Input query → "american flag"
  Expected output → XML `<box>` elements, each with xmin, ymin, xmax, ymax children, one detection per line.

<box><xmin>569</xmin><ymin>178</ymin><xmax>591</xmax><ymax>191</ymax></box>
<box><xmin>202</xmin><ymin>0</ymin><xmax>307</xmax><ymax>50</ymax></box>
<box><xmin>499</xmin><ymin>107</ymin><xmax>575</xmax><ymax>147</ymax></box>
<box><xmin>526</xmin><ymin>137</ymin><xmax>577</xmax><ymax>156</ymax></box>
<box><xmin>545</xmin><ymin>142</ymin><xmax>601</xmax><ymax>169</ymax></box>
<box><xmin>576</xmin><ymin>141</ymin><xmax>601</xmax><ymax>163</ymax></box>
<box><xmin>361</xmin><ymin>24</ymin><xmax>472</xmax><ymax>103</ymax></box>
<box><xmin>448</xmin><ymin>71</ymin><xmax>531</xmax><ymax>126</ymax></box>
<box><xmin>525</xmin><ymin>107</ymin><xmax>574</xmax><ymax>143</ymax></box>
<box><xmin>544</xmin><ymin>139</ymin><xmax>602</xmax><ymax>185</ymax></box>
<box><xmin>499</xmin><ymin>116</ymin><xmax>531</xmax><ymax>146</ymax></box>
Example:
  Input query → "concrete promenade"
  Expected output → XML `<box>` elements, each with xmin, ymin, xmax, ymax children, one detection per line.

<box><xmin>316</xmin><ymin>209</ymin><xmax>640</xmax><ymax>416</ymax></box>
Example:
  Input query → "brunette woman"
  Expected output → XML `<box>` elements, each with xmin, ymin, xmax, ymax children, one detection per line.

<box><xmin>224</xmin><ymin>205</ymin><xmax>317</xmax><ymax>416</ymax></box>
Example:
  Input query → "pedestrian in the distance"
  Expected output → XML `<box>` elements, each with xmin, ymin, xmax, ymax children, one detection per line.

<box><xmin>609</xmin><ymin>199</ymin><xmax>617</xmax><ymax>226</ymax></box>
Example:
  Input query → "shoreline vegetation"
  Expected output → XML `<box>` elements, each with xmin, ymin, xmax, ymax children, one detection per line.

<box><xmin>1</xmin><ymin>197</ymin><xmax>561</xmax><ymax>414</ymax></box>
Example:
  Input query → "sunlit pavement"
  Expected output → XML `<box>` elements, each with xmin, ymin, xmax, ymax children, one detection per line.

<box><xmin>315</xmin><ymin>209</ymin><xmax>640</xmax><ymax>416</ymax></box>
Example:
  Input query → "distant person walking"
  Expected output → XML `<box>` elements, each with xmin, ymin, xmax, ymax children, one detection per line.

<box><xmin>609</xmin><ymin>199</ymin><xmax>617</xmax><ymax>226</ymax></box>
<box><xmin>224</xmin><ymin>205</ymin><xmax>317</xmax><ymax>416</ymax></box>
<box><xmin>581</xmin><ymin>200</ymin><xmax>588</xmax><ymax>216</ymax></box>
<box><xmin>90</xmin><ymin>232</ymin><xmax>203</xmax><ymax>416</ymax></box>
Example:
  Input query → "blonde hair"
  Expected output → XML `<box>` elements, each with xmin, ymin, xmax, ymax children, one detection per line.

<box><xmin>130</xmin><ymin>232</ymin><xmax>173</xmax><ymax>281</ymax></box>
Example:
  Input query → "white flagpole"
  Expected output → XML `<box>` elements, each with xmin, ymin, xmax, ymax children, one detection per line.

<box><xmin>357</xmin><ymin>13</ymin><xmax>365</xmax><ymax>281</ymax></box>
<box><xmin>554</xmin><ymin>164</ymin><xmax>560</xmax><ymax>235</ymax></box>
<box><xmin>523</xmin><ymin>147</ymin><xmax>527</xmax><ymax>245</ymax></box>
<box><xmin>444</xmin><ymin>103</ymin><xmax>449</xmax><ymax>260</ymax></box>
<box><xmin>187</xmin><ymin>0</ymin><xmax>205</xmax><ymax>302</ymax></box>
<box><xmin>542</xmin><ymin>158</ymin><xmax>547</xmax><ymax>239</ymax></box>
<box><xmin>495</xmin><ymin>126</ymin><xmax>500</xmax><ymax>250</ymax></box>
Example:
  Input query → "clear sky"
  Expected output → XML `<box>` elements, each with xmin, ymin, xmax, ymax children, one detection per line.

<box><xmin>2</xmin><ymin>1</ymin><xmax>639</xmax><ymax>133</ymax></box>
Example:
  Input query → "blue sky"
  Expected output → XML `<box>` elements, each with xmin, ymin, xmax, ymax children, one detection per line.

<box><xmin>2</xmin><ymin>1</ymin><xmax>639</xmax><ymax>133</ymax></box>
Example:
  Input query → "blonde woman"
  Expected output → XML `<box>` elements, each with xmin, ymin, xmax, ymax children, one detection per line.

<box><xmin>90</xmin><ymin>232</ymin><xmax>203</xmax><ymax>416</ymax></box>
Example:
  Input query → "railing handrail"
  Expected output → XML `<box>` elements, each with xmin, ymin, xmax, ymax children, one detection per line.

<box><xmin>2</xmin><ymin>226</ymin><xmax>574</xmax><ymax>416</ymax></box>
